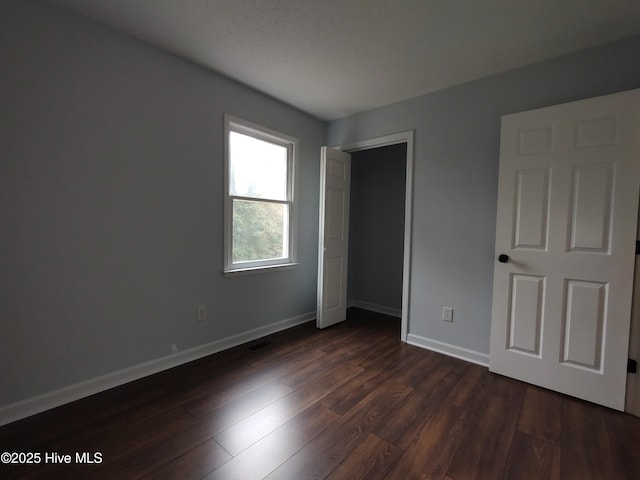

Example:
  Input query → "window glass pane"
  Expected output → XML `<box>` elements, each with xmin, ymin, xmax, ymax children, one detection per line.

<box><xmin>229</xmin><ymin>131</ymin><xmax>287</xmax><ymax>200</ymax></box>
<box><xmin>232</xmin><ymin>199</ymin><xmax>289</xmax><ymax>263</ymax></box>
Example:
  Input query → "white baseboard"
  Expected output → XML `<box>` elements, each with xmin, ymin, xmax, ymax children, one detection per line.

<box><xmin>348</xmin><ymin>299</ymin><xmax>402</xmax><ymax>318</ymax></box>
<box><xmin>407</xmin><ymin>333</ymin><xmax>490</xmax><ymax>367</ymax></box>
<box><xmin>0</xmin><ymin>311</ymin><xmax>315</xmax><ymax>427</ymax></box>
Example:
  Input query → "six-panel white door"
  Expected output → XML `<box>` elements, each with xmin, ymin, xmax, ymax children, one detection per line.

<box><xmin>317</xmin><ymin>147</ymin><xmax>351</xmax><ymax>329</ymax></box>
<box><xmin>490</xmin><ymin>89</ymin><xmax>640</xmax><ymax>410</ymax></box>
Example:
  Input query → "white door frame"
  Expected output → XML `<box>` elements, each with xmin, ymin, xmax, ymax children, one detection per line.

<box><xmin>331</xmin><ymin>130</ymin><xmax>414</xmax><ymax>342</ymax></box>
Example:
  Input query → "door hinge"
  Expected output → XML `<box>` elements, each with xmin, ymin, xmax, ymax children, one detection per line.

<box><xmin>629</xmin><ymin>358</ymin><xmax>638</xmax><ymax>374</ymax></box>
<box><xmin>636</xmin><ymin>241</ymin><xmax>640</xmax><ymax>254</ymax></box>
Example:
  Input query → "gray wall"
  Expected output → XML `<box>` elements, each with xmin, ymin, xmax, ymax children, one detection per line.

<box><xmin>348</xmin><ymin>144</ymin><xmax>406</xmax><ymax>312</ymax></box>
<box><xmin>329</xmin><ymin>35</ymin><xmax>640</xmax><ymax>355</ymax></box>
<box><xmin>0</xmin><ymin>0</ymin><xmax>324</xmax><ymax>407</ymax></box>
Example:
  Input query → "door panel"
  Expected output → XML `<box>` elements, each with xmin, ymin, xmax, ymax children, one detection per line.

<box><xmin>561</xmin><ymin>280</ymin><xmax>606</xmax><ymax>369</ymax></box>
<box><xmin>490</xmin><ymin>89</ymin><xmax>640</xmax><ymax>410</ymax></box>
<box><xmin>317</xmin><ymin>147</ymin><xmax>351</xmax><ymax>329</ymax></box>
<box><xmin>569</xmin><ymin>163</ymin><xmax>613</xmax><ymax>252</ymax></box>
<box><xmin>326</xmin><ymin>186</ymin><xmax>346</xmax><ymax>240</ymax></box>
<box><xmin>576</xmin><ymin>114</ymin><xmax>616</xmax><ymax>148</ymax></box>
<box><xmin>322</xmin><ymin>256</ymin><xmax>343</xmax><ymax>310</ymax></box>
<box><xmin>514</xmin><ymin>168</ymin><xmax>550</xmax><ymax>249</ymax></box>
<box><xmin>518</xmin><ymin>126</ymin><xmax>552</xmax><ymax>155</ymax></box>
<box><xmin>508</xmin><ymin>274</ymin><xmax>544</xmax><ymax>355</ymax></box>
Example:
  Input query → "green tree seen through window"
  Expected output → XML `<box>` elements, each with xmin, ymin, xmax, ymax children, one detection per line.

<box><xmin>232</xmin><ymin>200</ymin><xmax>287</xmax><ymax>263</ymax></box>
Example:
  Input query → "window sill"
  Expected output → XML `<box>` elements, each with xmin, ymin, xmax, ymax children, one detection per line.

<box><xmin>223</xmin><ymin>262</ymin><xmax>299</xmax><ymax>278</ymax></box>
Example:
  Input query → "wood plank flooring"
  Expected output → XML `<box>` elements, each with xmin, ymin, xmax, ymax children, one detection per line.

<box><xmin>1</xmin><ymin>308</ymin><xmax>639</xmax><ymax>479</ymax></box>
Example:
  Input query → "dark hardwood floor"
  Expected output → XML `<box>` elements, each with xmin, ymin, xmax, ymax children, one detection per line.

<box><xmin>1</xmin><ymin>308</ymin><xmax>639</xmax><ymax>479</ymax></box>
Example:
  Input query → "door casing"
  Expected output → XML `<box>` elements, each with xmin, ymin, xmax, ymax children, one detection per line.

<box><xmin>323</xmin><ymin>131</ymin><xmax>414</xmax><ymax>341</ymax></box>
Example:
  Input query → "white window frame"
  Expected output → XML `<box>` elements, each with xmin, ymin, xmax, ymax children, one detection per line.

<box><xmin>223</xmin><ymin>114</ymin><xmax>298</xmax><ymax>275</ymax></box>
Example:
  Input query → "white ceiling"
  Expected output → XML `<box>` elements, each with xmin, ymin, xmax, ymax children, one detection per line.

<box><xmin>51</xmin><ymin>0</ymin><xmax>640</xmax><ymax>120</ymax></box>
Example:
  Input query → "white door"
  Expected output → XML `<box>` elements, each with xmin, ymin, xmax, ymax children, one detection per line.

<box><xmin>317</xmin><ymin>147</ymin><xmax>351</xmax><ymax>329</ymax></box>
<box><xmin>490</xmin><ymin>89</ymin><xmax>640</xmax><ymax>410</ymax></box>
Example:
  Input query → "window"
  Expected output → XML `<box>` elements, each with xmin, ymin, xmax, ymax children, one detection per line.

<box><xmin>224</xmin><ymin>115</ymin><xmax>298</xmax><ymax>274</ymax></box>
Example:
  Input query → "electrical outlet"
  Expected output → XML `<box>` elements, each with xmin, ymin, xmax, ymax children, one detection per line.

<box><xmin>171</xmin><ymin>344</ymin><xmax>178</xmax><ymax>353</ymax></box>
<box><xmin>197</xmin><ymin>305</ymin><xmax>207</xmax><ymax>322</ymax></box>
<box><xmin>442</xmin><ymin>307</ymin><xmax>453</xmax><ymax>322</ymax></box>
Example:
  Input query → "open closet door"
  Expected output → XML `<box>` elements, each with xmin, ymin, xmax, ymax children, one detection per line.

<box><xmin>317</xmin><ymin>147</ymin><xmax>351</xmax><ymax>329</ymax></box>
